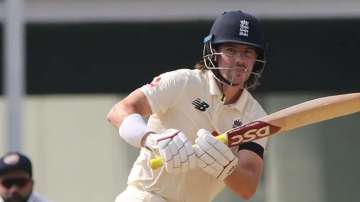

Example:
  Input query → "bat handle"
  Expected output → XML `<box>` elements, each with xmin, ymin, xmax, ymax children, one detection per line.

<box><xmin>149</xmin><ymin>133</ymin><xmax>228</xmax><ymax>169</ymax></box>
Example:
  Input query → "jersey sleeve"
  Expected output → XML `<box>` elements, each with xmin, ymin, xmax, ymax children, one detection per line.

<box><xmin>140</xmin><ymin>69</ymin><xmax>189</xmax><ymax>115</ymax></box>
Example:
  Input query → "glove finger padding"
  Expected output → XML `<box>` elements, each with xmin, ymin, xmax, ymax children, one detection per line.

<box><xmin>196</xmin><ymin>134</ymin><xmax>228</xmax><ymax>166</ymax></box>
<box><xmin>185</xmin><ymin>141</ymin><xmax>197</xmax><ymax>170</ymax></box>
<box><xmin>166</xmin><ymin>141</ymin><xmax>181</xmax><ymax>172</ymax></box>
<box><xmin>195</xmin><ymin>129</ymin><xmax>238</xmax><ymax>180</ymax></box>
<box><xmin>154</xmin><ymin>129</ymin><xmax>196</xmax><ymax>174</ymax></box>
<box><xmin>174</xmin><ymin>134</ymin><xmax>188</xmax><ymax>166</ymax></box>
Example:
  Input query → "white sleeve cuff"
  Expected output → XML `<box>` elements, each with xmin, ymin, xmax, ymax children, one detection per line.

<box><xmin>118</xmin><ymin>113</ymin><xmax>153</xmax><ymax>148</ymax></box>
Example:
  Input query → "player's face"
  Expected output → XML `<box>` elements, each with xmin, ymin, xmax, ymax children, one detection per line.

<box><xmin>216</xmin><ymin>43</ymin><xmax>257</xmax><ymax>87</ymax></box>
<box><xmin>0</xmin><ymin>171</ymin><xmax>33</xmax><ymax>202</ymax></box>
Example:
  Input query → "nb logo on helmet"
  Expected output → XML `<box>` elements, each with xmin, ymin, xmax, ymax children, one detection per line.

<box><xmin>239</xmin><ymin>20</ymin><xmax>249</xmax><ymax>37</ymax></box>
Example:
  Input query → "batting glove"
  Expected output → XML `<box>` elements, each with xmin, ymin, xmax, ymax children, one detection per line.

<box><xmin>144</xmin><ymin>129</ymin><xmax>197</xmax><ymax>174</ymax></box>
<box><xmin>195</xmin><ymin>129</ymin><xmax>238</xmax><ymax>180</ymax></box>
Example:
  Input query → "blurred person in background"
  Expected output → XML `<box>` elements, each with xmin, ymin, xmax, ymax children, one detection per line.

<box><xmin>107</xmin><ymin>10</ymin><xmax>268</xmax><ymax>202</ymax></box>
<box><xmin>0</xmin><ymin>152</ymin><xmax>50</xmax><ymax>202</ymax></box>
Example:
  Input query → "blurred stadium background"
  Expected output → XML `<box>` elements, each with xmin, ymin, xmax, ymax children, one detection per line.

<box><xmin>0</xmin><ymin>0</ymin><xmax>359</xmax><ymax>201</ymax></box>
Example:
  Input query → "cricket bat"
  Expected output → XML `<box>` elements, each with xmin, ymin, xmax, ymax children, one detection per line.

<box><xmin>150</xmin><ymin>93</ymin><xmax>360</xmax><ymax>169</ymax></box>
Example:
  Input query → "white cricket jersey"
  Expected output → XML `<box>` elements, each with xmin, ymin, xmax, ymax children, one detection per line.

<box><xmin>127</xmin><ymin>69</ymin><xmax>268</xmax><ymax>202</ymax></box>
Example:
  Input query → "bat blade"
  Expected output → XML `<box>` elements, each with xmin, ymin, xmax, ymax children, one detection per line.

<box><xmin>226</xmin><ymin>93</ymin><xmax>360</xmax><ymax>147</ymax></box>
<box><xmin>150</xmin><ymin>93</ymin><xmax>360</xmax><ymax>169</ymax></box>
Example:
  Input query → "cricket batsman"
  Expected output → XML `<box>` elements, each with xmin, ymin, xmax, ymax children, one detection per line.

<box><xmin>107</xmin><ymin>10</ymin><xmax>268</xmax><ymax>202</ymax></box>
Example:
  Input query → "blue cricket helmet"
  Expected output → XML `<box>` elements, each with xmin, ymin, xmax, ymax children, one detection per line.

<box><xmin>203</xmin><ymin>10</ymin><xmax>266</xmax><ymax>88</ymax></box>
<box><xmin>207</xmin><ymin>10</ymin><xmax>265</xmax><ymax>51</ymax></box>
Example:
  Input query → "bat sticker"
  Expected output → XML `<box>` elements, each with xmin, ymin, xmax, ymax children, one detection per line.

<box><xmin>227</xmin><ymin>121</ymin><xmax>281</xmax><ymax>147</ymax></box>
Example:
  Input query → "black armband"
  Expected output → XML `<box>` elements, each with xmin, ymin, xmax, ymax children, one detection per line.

<box><xmin>238</xmin><ymin>142</ymin><xmax>264</xmax><ymax>159</ymax></box>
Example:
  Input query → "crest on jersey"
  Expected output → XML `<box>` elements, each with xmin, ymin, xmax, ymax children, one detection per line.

<box><xmin>232</xmin><ymin>119</ymin><xmax>243</xmax><ymax>128</ymax></box>
<box><xmin>239</xmin><ymin>20</ymin><xmax>249</xmax><ymax>37</ymax></box>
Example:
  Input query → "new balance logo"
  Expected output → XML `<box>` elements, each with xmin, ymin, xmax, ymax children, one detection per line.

<box><xmin>192</xmin><ymin>98</ymin><xmax>209</xmax><ymax>112</ymax></box>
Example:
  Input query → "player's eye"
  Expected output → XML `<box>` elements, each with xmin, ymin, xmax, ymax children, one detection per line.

<box><xmin>222</xmin><ymin>47</ymin><xmax>237</xmax><ymax>57</ymax></box>
<box><xmin>245</xmin><ymin>49</ymin><xmax>256</xmax><ymax>57</ymax></box>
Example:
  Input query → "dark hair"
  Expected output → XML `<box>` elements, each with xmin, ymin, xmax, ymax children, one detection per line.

<box><xmin>194</xmin><ymin>60</ymin><xmax>207</xmax><ymax>71</ymax></box>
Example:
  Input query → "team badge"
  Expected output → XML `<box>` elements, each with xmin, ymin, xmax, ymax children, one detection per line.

<box><xmin>3</xmin><ymin>154</ymin><xmax>20</xmax><ymax>165</ymax></box>
<box><xmin>232</xmin><ymin>119</ymin><xmax>243</xmax><ymax>128</ymax></box>
<box><xmin>239</xmin><ymin>20</ymin><xmax>249</xmax><ymax>37</ymax></box>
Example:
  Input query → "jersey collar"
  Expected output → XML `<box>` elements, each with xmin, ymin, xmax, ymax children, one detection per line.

<box><xmin>232</xmin><ymin>88</ymin><xmax>250</xmax><ymax>111</ymax></box>
<box><xmin>208</xmin><ymin>71</ymin><xmax>222</xmax><ymax>96</ymax></box>
<box><xmin>208</xmin><ymin>70</ymin><xmax>250</xmax><ymax>111</ymax></box>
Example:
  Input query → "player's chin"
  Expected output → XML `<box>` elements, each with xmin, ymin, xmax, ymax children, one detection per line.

<box><xmin>8</xmin><ymin>192</ymin><xmax>31</xmax><ymax>202</ymax></box>
<box><xmin>4</xmin><ymin>195</ymin><xmax>27</xmax><ymax>202</ymax></box>
<box><xmin>230</xmin><ymin>79</ymin><xmax>246</xmax><ymax>87</ymax></box>
<box><xmin>232</xmin><ymin>75</ymin><xmax>247</xmax><ymax>85</ymax></box>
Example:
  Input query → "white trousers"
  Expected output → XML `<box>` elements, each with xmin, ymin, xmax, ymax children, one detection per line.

<box><xmin>115</xmin><ymin>185</ymin><xmax>167</xmax><ymax>202</ymax></box>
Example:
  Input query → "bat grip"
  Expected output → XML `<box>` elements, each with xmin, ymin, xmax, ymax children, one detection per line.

<box><xmin>149</xmin><ymin>133</ymin><xmax>228</xmax><ymax>169</ymax></box>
